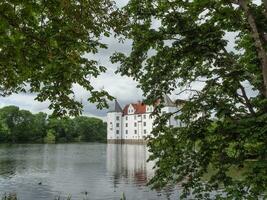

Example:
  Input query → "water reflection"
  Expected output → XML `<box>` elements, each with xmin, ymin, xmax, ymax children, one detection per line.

<box><xmin>0</xmin><ymin>143</ymin><xmax>178</xmax><ymax>200</ymax></box>
<box><xmin>106</xmin><ymin>144</ymin><xmax>178</xmax><ymax>199</ymax></box>
<box><xmin>106</xmin><ymin>144</ymin><xmax>154</xmax><ymax>186</ymax></box>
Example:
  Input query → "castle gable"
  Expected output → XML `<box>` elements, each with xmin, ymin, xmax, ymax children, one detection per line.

<box><xmin>123</xmin><ymin>102</ymin><xmax>146</xmax><ymax>116</ymax></box>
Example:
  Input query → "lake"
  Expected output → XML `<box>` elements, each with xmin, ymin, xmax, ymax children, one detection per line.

<box><xmin>0</xmin><ymin>143</ymin><xmax>179</xmax><ymax>200</ymax></box>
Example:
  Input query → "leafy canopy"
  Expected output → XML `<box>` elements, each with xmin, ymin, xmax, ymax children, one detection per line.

<box><xmin>112</xmin><ymin>0</ymin><xmax>267</xmax><ymax>199</ymax></box>
<box><xmin>0</xmin><ymin>0</ymin><xmax>123</xmax><ymax>116</ymax></box>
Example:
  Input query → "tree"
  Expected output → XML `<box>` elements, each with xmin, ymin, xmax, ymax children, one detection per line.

<box><xmin>0</xmin><ymin>0</ymin><xmax>121</xmax><ymax>116</ymax></box>
<box><xmin>73</xmin><ymin>116</ymin><xmax>107</xmax><ymax>142</ymax></box>
<box><xmin>13</xmin><ymin>109</ymin><xmax>35</xmax><ymax>142</ymax></box>
<box><xmin>32</xmin><ymin>112</ymin><xmax>47</xmax><ymax>142</ymax></box>
<box><xmin>0</xmin><ymin>106</ymin><xmax>106</xmax><ymax>143</ymax></box>
<box><xmin>47</xmin><ymin>117</ymin><xmax>71</xmax><ymax>142</ymax></box>
<box><xmin>0</xmin><ymin>117</ymin><xmax>9</xmax><ymax>142</ymax></box>
<box><xmin>44</xmin><ymin>129</ymin><xmax>56</xmax><ymax>144</ymax></box>
<box><xmin>0</xmin><ymin>106</ymin><xmax>21</xmax><ymax>142</ymax></box>
<box><xmin>112</xmin><ymin>0</ymin><xmax>267</xmax><ymax>199</ymax></box>
<box><xmin>0</xmin><ymin>106</ymin><xmax>36</xmax><ymax>142</ymax></box>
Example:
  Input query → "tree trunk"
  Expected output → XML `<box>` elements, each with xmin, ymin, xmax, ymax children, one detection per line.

<box><xmin>239</xmin><ymin>0</ymin><xmax>267</xmax><ymax>99</ymax></box>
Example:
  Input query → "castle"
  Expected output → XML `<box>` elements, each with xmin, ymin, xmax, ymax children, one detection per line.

<box><xmin>107</xmin><ymin>95</ymin><xmax>183</xmax><ymax>143</ymax></box>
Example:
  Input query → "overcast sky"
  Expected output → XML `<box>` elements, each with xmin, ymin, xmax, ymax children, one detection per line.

<box><xmin>0</xmin><ymin>0</ymin><xmax>260</xmax><ymax>120</ymax></box>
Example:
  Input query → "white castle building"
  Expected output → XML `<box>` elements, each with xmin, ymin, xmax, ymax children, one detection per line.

<box><xmin>107</xmin><ymin>95</ymin><xmax>184</xmax><ymax>143</ymax></box>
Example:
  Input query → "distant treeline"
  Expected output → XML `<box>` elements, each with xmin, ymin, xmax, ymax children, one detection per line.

<box><xmin>0</xmin><ymin>106</ymin><xmax>107</xmax><ymax>143</ymax></box>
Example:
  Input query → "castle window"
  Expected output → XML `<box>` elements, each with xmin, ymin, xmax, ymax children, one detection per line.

<box><xmin>126</xmin><ymin>116</ymin><xmax>128</xmax><ymax>120</ymax></box>
<box><xmin>116</xmin><ymin>116</ymin><xmax>120</xmax><ymax>120</ymax></box>
<box><xmin>125</xmin><ymin>123</ymin><xmax>128</xmax><ymax>127</ymax></box>
<box><xmin>144</xmin><ymin>130</ymin><xmax>146</xmax><ymax>134</ymax></box>
<box><xmin>134</xmin><ymin>122</ymin><xmax>137</xmax><ymax>127</ymax></box>
<box><xmin>116</xmin><ymin>130</ymin><xmax>119</xmax><ymax>134</ymax></box>
<box><xmin>125</xmin><ymin>130</ymin><xmax>128</xmax><ymax>134</ymax></box>
<box><xmin>134</xmin><ymin>130</ymin><xmax>137</xmax><ymax>134</ymax></box>
<box><xmin>143</xmin><ymin>114</ymin><xmax>146</xmax><ymax>119</ymax></box>
<box><xmin>143</xmin><ymin>122</ymin><xmax>146</xmax><ymax>126</ymax></box>
<box><xmin>116</xmin><ymin>123</ymin><xmax>120</xmax><ymax>127</ymax></box>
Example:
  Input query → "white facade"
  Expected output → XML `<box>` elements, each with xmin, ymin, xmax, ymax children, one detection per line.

<box><xmin>107</xmin><ymin>95</ymin><xmax>183</xmax><ymax>142</ymax></box>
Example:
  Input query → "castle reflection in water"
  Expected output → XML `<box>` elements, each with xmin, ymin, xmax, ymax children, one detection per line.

<box><xmin>106</xmin><ymin>144</ymin><xmax>154</xmax><ymax>186</ymax></box>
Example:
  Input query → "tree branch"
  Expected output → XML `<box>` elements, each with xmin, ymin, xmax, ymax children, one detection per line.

<box><xmin>239</xmin><ymin>84</ymin><xmax>256</xmax><ymax>116</ymax></box>
<box><xmin>238</xmin><ymin>0</ymin><xmax>267</xmax><ymax>98</ymax></box>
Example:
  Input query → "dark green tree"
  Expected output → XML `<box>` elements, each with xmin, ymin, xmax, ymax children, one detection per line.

<box><xmin>13</xmin><ymin>109</ymin><xmax>35</xmax><ymax>142</ymax></box>
<box><xmin>73</xmin><ymin>116</ymin><xmax>106</xmax><ymax>142</ymax></box>
<box><xmin>47</xmin><ymin>117</ymin><xmax>75</xmax><ymax>142</ymax></box>
<box><xmin>112</xmin><ymin>0</ymin><xmax>267</xmax><ymax>199</ymax></box>
<box><xmin>32</xmin><ymin>112</ymin><xmax>47</xmax><ymax>142</ymax></box>
<box><xmin>0</xmin><ymin>0</ymin><xmax>123</xmax><ymax>116</ymax></box>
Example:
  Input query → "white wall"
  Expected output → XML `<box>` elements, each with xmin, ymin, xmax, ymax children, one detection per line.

<box><xmin>122</xmin><ymin>114</ymin><xmax>136</xmax><ymax>140</ymax></box>
<box><xmin>107</xmin><ymin>104</ymin><xmax>182</xmax><ymax>141</ymax></box>
<box><xmin>121</xmin><ymin>111</ymin><xmax>155</xmax><ymax>140</ymax></box>
<box><xmin>107</xmin><ymin>112</ymin><xmax>122</xmax><ymax>140</ymax></box>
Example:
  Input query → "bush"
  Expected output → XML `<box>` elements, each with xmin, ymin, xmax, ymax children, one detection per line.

<box><xmin>44</xmin><ymin>130</ymin><xmax>56</xmax><ymax>144</ymax></box>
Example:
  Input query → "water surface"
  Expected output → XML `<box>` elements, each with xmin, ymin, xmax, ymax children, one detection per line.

<box><xmin>0</xmin><ymin>143</ymin><xmax>178</xmax><ymax>200</ymax></box>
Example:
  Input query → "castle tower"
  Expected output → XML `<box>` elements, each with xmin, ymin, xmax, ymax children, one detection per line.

<box><xmin>161</xmin><ymin>94</ymin><xmax>181</xmax><ymax>127</ymax></box>
<box><xmin>107</xmin><ymin>99</ymin><xmax>123</xmax><ymax>142</ymax></box>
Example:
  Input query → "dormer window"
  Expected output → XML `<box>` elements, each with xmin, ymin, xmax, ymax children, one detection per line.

<box><xmin>128</xmin><ymin>104</ymin><xmax>135</xmax><ymax>114</ymax></box>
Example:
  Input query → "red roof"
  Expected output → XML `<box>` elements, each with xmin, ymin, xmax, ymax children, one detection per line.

<box><xmin>123</xmin><ymin>102</ymin><xmax>147</xmax><ymax>116</ymax></box>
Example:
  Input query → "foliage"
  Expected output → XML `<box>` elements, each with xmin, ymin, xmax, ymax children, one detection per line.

<box><xmin>0</xmin><ymin>106</ymin><xmax>106</xmax><ymax>143</ymax></box>
<box><xmin>112</xmin><ymin>0</ymin><xmax>267</xmax><ymax>199</ymax></box>
<box><xmin>73</xmin><ymin>116</ymin><xmax>107</xmax><ymax>142</ymax></box>
<box><xmin>44</xmin><ymin>129</ymin><xmax>56</xmax><ymax>144</ymax></box>
<box><xmin>0</xmin><ymin>0</ymin><xmax>123</xmax><ymax>116</ymax></box>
